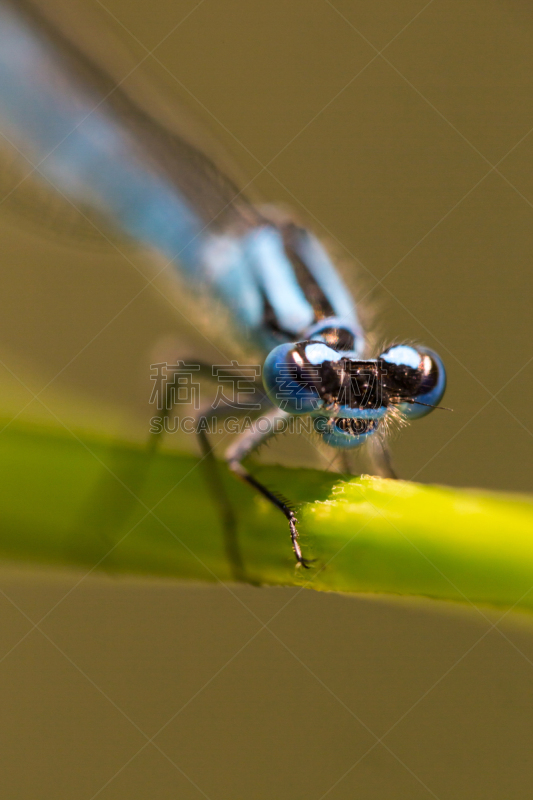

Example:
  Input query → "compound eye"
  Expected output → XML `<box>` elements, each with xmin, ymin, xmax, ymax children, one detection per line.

<box><xmin>263</xmin><ymin>343</ymin><xmax>323</xmax><ymax>415</ymax></box>
<box><xmin>314</xmin><ymin>416</ymin><xmax>380</xmax><ymax>448</ymax></box>
<box><xmin>380</xmin><ymin>345</ymin><xmax>446</xmax><ymax>419</ymax></box>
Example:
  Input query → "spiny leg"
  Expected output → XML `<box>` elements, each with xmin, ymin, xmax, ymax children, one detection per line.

<box><xmin>150</xmin><ymin>358</ymin><xmax>265</xmax><ymax>581</ymax></box>
<box><xmin>225</xmin><ymin>408</ymin><xmax>313</xmax><ymax>569</ymax></box>
<box><xmin>195</xmin><ymin>402</ymin><xmax>263</xmax><ymax>583</ymax></box>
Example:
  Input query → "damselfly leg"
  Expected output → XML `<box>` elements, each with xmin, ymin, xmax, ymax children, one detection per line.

<box><xmin>224</xmin><ymin>407</ymin><xmax>314</xmax><ymax>569</ymax></box>
<box><xmin>152</xmin><ymin>361</ymin><xmax>265</xmax><ymax>581</ymax></box>
<box><xmin>195</xmin><ymin>391</ymin><xmax>314</xmax><ymax>572</ymax></box>
<box><xmin>194</xmin><ymin>400</ymin><xmax>269</xmax><ymax>583</ymax></box>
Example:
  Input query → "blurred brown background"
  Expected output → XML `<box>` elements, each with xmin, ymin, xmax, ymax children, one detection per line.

<box><xmin>0</xmin><ymin>0</ymin><xmax>532</xmax><ymax>797</ymax></box>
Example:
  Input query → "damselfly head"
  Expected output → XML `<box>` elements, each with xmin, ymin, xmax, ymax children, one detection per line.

<box><xmin>262</xmin><ymin>339</ymin><xmax>447</xmax><ymax>448</ymax></box>
<box><xmin>262</xmin><ymin>340</ymin><xmax>388</xmax><ymax>420</ymax></box>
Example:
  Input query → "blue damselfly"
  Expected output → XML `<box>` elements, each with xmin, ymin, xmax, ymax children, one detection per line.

<box><xmin>0</xmin><ymin>0</ymin><xmax>447</xmax><ymax>573</ymax></box>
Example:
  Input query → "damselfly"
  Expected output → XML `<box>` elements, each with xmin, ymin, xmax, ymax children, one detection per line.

<box><xmin>0</xmin><ymin>0</ymin><xmax>446</xmax><ymax>573</ymax></box>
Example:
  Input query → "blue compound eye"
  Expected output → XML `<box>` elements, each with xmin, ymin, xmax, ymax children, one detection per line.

<box><xmin>314</xmin><ymin>416</ymin><xmax>380</xmax><ymax>448</ymax></box>
<box><xmin>263</xmin><ymin>343</ymin><xmax>324</xmax><ymax>415</ymax></box>
<box><xmin>380</xmin><ymin>345</ymin><xmax>446</xmax><ymax>419</ymax></box>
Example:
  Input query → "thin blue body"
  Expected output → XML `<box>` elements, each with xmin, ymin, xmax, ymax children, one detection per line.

<box><xmin>0</xmin><ymin>0</ymin><xmax>362</xmax><ymax>357</ymax></box>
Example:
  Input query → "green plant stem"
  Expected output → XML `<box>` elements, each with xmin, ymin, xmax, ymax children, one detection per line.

<box><xmin>1</xmin><ymin>421</ymin><xmax>533</xmax><ymax>609</ymax></box>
